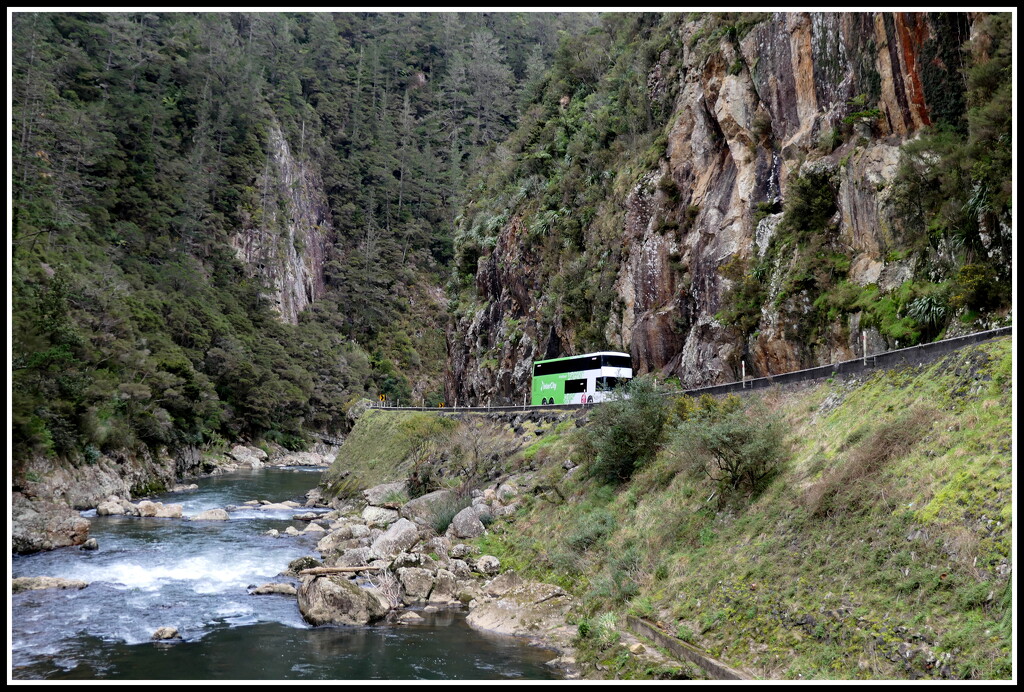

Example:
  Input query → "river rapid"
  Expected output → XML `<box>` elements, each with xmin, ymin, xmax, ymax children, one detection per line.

<box><xmin>9</xmin><ymin>467</ymin><xmax>560</xmax><ymax>680</ymax></box>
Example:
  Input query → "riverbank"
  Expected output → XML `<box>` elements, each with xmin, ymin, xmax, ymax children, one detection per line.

<box><xmin>11</xmin><ymin>437</ymin><xmax>337</xmax><ymax>554</ymax></box>
<box><xmin>12</xmin><ymin>466</ymin><xmax>561</xmax><ymax>680</ymax></box>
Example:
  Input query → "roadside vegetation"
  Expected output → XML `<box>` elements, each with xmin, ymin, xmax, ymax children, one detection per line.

<box><xmin>470</xmin><ymin>339</ymin><xmax>1013</xmax><ymax>680</ymax></box>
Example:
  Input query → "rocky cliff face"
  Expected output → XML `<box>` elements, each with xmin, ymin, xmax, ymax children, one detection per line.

<box><xmin>230</xmin><ymin>123</ymin><xmax>330</xmax><ymax>324</ymax></box>
<box><xmin>448</xmin><ymin>12</ymin><xmax>1002</xmax><ymax>404</ymax></box>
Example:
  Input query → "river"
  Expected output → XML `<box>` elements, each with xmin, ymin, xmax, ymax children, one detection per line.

<box><xmin>10</xmin><ymin>467</ymin><xmax>561</xmax><ymax>680</ymax></box>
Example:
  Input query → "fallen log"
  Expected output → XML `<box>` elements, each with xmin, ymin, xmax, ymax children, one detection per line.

<box><xmin>298</xmin><ymin>566</ymin><xmax>385</xmax><ymax>576</ymax></box>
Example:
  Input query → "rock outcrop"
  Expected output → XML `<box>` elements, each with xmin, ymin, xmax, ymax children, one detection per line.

<box><xmin>446</xmin><ymin>12</ymin><xmax>999</xmax><ymax>402</ymax></box>
<box><xmin>466</xmin><ymin>580</ymin><xmax>573</xmax><ymax>637</ymax></box>
<box><xmin>11</xmin><ymin>494</ymin><xmax>91</xmax><ymax>554</ymax></box>
<box><xmin>229</xmin><ymin>123</ymin><xmax>330</xmax><ymax>325</ymax></box>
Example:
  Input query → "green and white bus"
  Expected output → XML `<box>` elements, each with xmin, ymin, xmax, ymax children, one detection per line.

<box><xmin>531</xmin><ymin>351</ymin><xmax>633</xmax><ymax>405</ymax></box>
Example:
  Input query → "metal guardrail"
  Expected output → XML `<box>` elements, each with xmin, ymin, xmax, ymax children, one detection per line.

<box><xmin>374</xmin><ymin>326</ymin><xmax>1013</xmax><ymax>413</ymax></box>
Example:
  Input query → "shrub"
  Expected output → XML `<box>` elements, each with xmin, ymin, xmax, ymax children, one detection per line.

<box><xmin>673</xmin><ymin>398</ymin><xmax>785</xmax><ymax>500</ymax></box>
<box><xmin>949</xmin><ymin>263</ymin><xmax>1007</xmax><ymax>313</ymax></box>
<box><xmin>585</xmin><ymin>376</ymin><xmax>670</xmax><ymax>484</ymax></box>
<box><xmin>566</xmin><ymin>508</ymin><xmax>616</xmax><ymax>551</ymax></box>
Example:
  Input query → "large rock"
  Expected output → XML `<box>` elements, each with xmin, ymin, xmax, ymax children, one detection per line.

<box><xmin>450</xmin><ymin>543</ymin><xmax>478</xmax><ymax>559</ymax></box>
<box><xmin>228</xmin><ymin>445</ymin><xmax>266</xmax><ymax>468</ymax></box>
<box><xmin>475</xmin><ymin>555</ymin><xmax>501</xmax><ymax>576</ymax></box>
<box><xmin>137</xmin><ymin>501</ymin><xmax>183</xmax><ymax>518</ymax></box>
<box><xmin>191</xmin><ymin>508</ymin><xmax>229</xmax><ymax>521</ymax></box>
<box><xmin>363</xmin><ymin>480</ymin><xmax>409</xmax><ymax>507</ymax></box>
<box><xmin>276</xmin><ymin>451</ymin><xmax>328</xmax><ymax>467</ymax></box>
<box><xmin>297</xmin><ymin>574</ymin><xmax>389</xmax><ymax>626</ymax></box>
<box><xmin>447</xmin><ymin>506</ymin><xmax>486</xmax><ymax>540</ymax></box>
<box><xmin>316</xmin><ymin>530</ymin><xmax>354</xmax><ymax>556</ymax></box>
<box><xmin>361</xmin><ymin>506</ymin><xmax>400</xmax><ymax>528</ymax></box>
<box><xmin>287</xmin><ymin>556</ymin><xmax>323</xmax><ymax>574</ymax></box>
<box><xmin>96</xmin><ymin>497</ymin><xmax>136</xmax><ymax>516</ymax></box>
<box><xmin>466</xmin><ymin>581</ymin><xmax>573</xmax><ymax>637</ymax></box>
<box><xmin>390</xmin><ymin>552</ymin><xmax>438</xmax><ymax>572</ymax></box>
<box><xmin>151</xmin><ymin>626</ymin><xmax>179</xmax><ymax>640</ymax></box>
<box><xmin>397</xmin><ymin>567</ymin><xmax>435</xmax><ymax>604</ymax></box>
<box><xmin>349</xmin><ymin>524</ymin><xmax>371</xmax><ymax>539</ymax></box>
<box><xmin>400</xmin><ymin>489</ymin><xmax>456</xmax><ymax>527</ymax></box>
<box><xmin>369</xmin><ymin>518</ymin><xmax>420</xmax><ymax>560</ymax></box>
<box><xmin>332</xmin><ymin>547</ymin><xmax>373</xmax><ymax>568</ymax></box>
<box><xmin>421</xmin><ymin>536</ymin><xmax>452</xmax><ymax>562</ymax></box>
<box><xmin>11</xmin><ymin>494</ymin><xmax>91</xmax><ymax>554</ymax></box>
<box><xmin>448</xmin><ymin>559</ymin><xmax>473</xmax><ymax>580</ymax></box>
<box><xmin>12</xmin><ymin>576</ymin><xmax>89</xmax><ymax>593</ymax></box>
<box><xmin>484</xmin><ymin>571</ymin><xmax>525</xmax><ymax>597</ymax></box>
<box><xmin>427</xmin><ymin>569</ymin><xmax>459</xmax><ymax>604</ymax></box>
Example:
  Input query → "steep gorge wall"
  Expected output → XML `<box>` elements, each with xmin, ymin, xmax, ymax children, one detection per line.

<box><xmin>448</xmin><ymin>12</ymin><xmax>1001</xmax><ymax>404</ymax></box>
<box><xmin>230</xmin><ymin>123</ymin><xmax>330</xmax><ymax>324</ymax></box>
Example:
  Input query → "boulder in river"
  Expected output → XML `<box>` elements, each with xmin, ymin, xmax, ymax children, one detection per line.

<box><xmin>228</xmin><ymin>445</ymin><xmax>266</xmax><ymax>468</ymax></box>
<box><xmin>137</xmin><ymin>501</ymin><xmax>183</xmax><ymax>518</ymax></box>
<box><xmin>151</xmin><ymin>626</ymin><xmax>179</xmax><ymax>640</ymax></box>
<box><xmin>12</xmin><ymin>576</ymin><xmax>89</xmax><ymax>593</ymax></box>
<box><xmin>297</xmin><ymin>574</ymin><xmax>389</xmax><ymax>626</ymax></box>
<box><xmin>80</xmin><ymin>538</ymin><xmax>99</xmax><ymax>551</ymax></box>
<box><xmin>398</xmin><ymin>567</ymin><xmax>435</xmax><ymax>604</ymax></box>
<box><xmin>427</xmin><ymin>569</ymin><xmax>459</xmax><ymax>604</ymax></box>
<box><xmin>191</xmin><ymin>508</ymin><xmax>229</xmax><ymax>521</ymax></box>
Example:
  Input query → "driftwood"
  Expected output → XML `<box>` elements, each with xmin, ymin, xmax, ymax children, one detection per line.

<box><xmin>298</xmin><ymin>566</ymin><xmax>384</xmax><ymax>576</ymax></box>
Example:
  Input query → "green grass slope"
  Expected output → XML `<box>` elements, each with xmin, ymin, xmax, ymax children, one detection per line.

<box><xmin>321</xmin><ymin>409</ymin><xmax>458</xmax><ymax>498</ymax></box>
<box><xmin>472</xmin><ymin>337</ymin><xmax>1013</xmax><ymax>680</ymax></box>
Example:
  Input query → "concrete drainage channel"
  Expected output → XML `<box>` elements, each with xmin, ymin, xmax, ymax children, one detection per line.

<box><xmin>625</xmin><ymin>615</ymin><xmax>750</xmax><ymax>680</ymax></box>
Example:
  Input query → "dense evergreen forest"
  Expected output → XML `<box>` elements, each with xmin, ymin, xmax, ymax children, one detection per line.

<box><xmin>10</xmin><ymin>11</ymin><xmax>598</xmax><ymax>468</ymax></box>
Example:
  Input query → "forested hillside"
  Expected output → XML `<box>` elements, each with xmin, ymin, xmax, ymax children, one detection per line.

<box><xmin>8</xmin><ymin>10</ymin><xmax>1013</xmax><ymax>486</ymax></box>
<box><xmin>11</xmin><ymin>11</ymin><xmax>596</xmax><ymax>469</ymax></box>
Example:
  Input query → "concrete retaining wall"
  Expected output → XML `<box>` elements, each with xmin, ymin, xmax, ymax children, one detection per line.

<box><xmin>625</xmin><ymin>615</ymin><xmax>750</xmax><ymax>680</ymax></box>
<box><xmin>379</xmin><ymin>327</ymin><xmax>1012</xmax><ymax>412</ymax></box>
<box><xmin>687</xmin><ymin>327</ymin><xmax>1012</xmax><ymax>398</ymax></box>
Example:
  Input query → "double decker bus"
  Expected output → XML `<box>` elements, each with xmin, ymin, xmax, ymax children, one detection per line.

<box><xmin>531</xmin><ymin>352</ymin><xmax>633</xmax><ymax>405</ymax></box>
